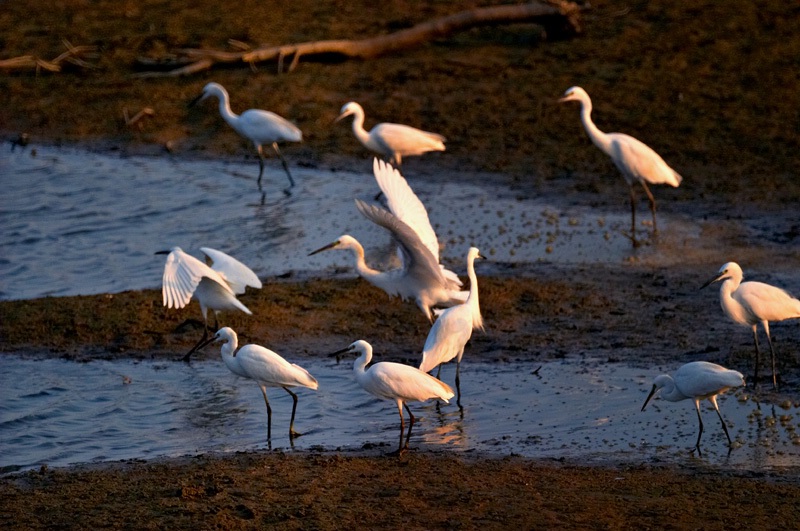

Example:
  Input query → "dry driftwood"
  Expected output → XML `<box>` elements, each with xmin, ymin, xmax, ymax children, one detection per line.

<box><xmin>0</xmin><ymin>40</ymin><xmax>97</xmax><ymax>74</ymax></box>
<box><xmin>134</xmin><ymin>1</ymin><xmax>583</xmax><ymax>78</ymax></box>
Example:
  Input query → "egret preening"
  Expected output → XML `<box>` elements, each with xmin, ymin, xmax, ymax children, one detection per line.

<box><xmin>191</xmin><ymin>82</ymin><xmax>302</xmax><ymax>189</ymax></box>
<box><xmin>641</xmin><ymin>361</ymin><xmax>744</xmax><ymax>454</ymax></box>
<box><xmin>196</xmin><ymin>327</ymin><xmax>318</xmax><ymax>440</ymax></box>
<box><xmin>559</xmin><ymin>86</ymin><xmax>682</xmax><ymax>246</ymax></box>
<box><xmin>335</xmin><ymin>101</ymin><xmax>445</xmax><ymax>167</ymax></box>
<box><xmin>309</xmin><ymin>161</ymin><xmax>467</xmax><ymax>321</ymax></box>
<box><xmin>701</xmin><ymin>261</ymin><xmax>800</xmax><ymax>389</ymax></box>
<box><xmin>419</xmin><ymin>247</ymin><xmax>484</xmax><ymax>405</ymax></box>
<box><xmin>155</xmin><ymin>246</ymin><xmax>262</xmax><ymax>361</ymax></box>
<box><xmin>331</xmin><ymin>340</ymin><xmax>454</xmax><ymax>455</ymax></box>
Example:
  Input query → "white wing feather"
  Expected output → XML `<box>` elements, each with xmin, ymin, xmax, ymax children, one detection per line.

<box><xmin>200</xmin><ymin>247</ymin><xmax>262</xmax><ymax>295</ymax></box>
<box><xmin>161</xmin><ymin>247</ymin><xmax>232</xmax><ymax>309</ymax></box>
<box><xmin>372</xmin><ymin>159</ymin><xmax>461</xmax><ymax>288</ymax></box>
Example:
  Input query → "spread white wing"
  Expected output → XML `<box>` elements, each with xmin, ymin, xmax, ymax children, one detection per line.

<box><xmin>200</xmin><ymin>247</ymin><xmax>262</xmax><ymax>295</ymax></box>
<box><xmin>161</xmin><ymin>247</ymin><xmax>232</xmax><ymax>309</ymax></box>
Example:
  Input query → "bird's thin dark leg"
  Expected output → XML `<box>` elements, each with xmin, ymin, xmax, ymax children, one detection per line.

<box><xmin>403</xmin><ymin>402</ymin><xmax>416</xmax><ymax>450</ymax></box>
<box><xmin>764</xmin><ymin>324</ymin><xmax>779</xmax><ymax>390</ymax></box>
<box><xmin>629</xmin><ymin>185</ymin><xmax>639</xmax><ymax>247</ymax></box>
<box><xmin>182</xmin><ymin>325</ymin><xmax>209</xmax><ymax>362</ymax></box>
<box><xmin>752</xmin><ymin>327</ymin><xmax>761</xmax><ymax>386</ymax></box>
<box><xmin>693</xmin><ymin>401</ymin><xmax>704</xmax><ymax>455</ymax></box>
<box><xmin>260</xmin><ymin>387</ymin><xmax>272</xmax><ymax>441</ymax></box>
<box><xmin>435</xmin><ymin>364</ymin><xmax>442</xmax><ymax>379</ymax></box>
<box><xmin>256</xmin><ymin>145</ymin><xmax>265</xmax><ymax>189</ymax></box>
<box><xmin>283</xmin><ymin>387</ymin><xmax>301</xmax><ymax>438</ymax></box>
<box><xmin>455</xmin><ymin>361</ymin><xmax>463</xmax><ymax>409</ymax></box>
<box><xmin>395</xmin><ymin>403</ymin><xmax>406</xmax><ymax>455</ymax></box>
<box><xmin>272</xmin><ymin>142</ymin><xmax>296</xmax><ymax>189</ymax></box>
<box><xmin>712</xmin><ymin>400</ymin><xmax>733</xmax><ymax>445</ymax></box>
<box><xmin>640</xmin><ymin>180</ymin><xmax>658</xmax><ymax>235</ymax></box>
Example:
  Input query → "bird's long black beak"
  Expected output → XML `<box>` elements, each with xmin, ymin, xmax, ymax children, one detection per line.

<box><xmin>700</xmin><ymin>272</ymin><xmax>725</xmax><ymax>290</ymax></box>
<box><xmin>328</xmin><ymin>346</ymin><xmax>353</xmax><ymax>363</ymax></box>
<box><xmin>641</xmin><ymin>384</ymin><xmax>657</xmax><ymax>412</ymax></box>
<box><xmin>333</xmin><ymin>112</ymin><xmax>349</xmax><ymax>124</ymax></box>
<box><xmin>308</xmin><ymin>241</ymin><xmax>338</xmax><ymax>256</ymax></box>
<box><xmin>155</xmin><ymin>250</ymin><xmax>171</xmax><ymax>255</ymax></box>
<box><xmin>188</xmin><ymin>93</ymin><xmax>205</xmax><ymax>108</ymax></box>
<box><xmin>182</xmin><ymin>334</ymin><xmax>217</xmax><ymax>362</ymax></box>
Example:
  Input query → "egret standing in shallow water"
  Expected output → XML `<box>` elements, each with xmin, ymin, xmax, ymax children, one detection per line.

<box><xmin>558</xmin><ymin>86</ymin><xmax>683</xmax><ymax>246</ymax></box>
<box><xmin>701</xmin><ymin>261</ymin><xmax>800</xmax><ymax>389</ymax></box>
<box><xmin>191</xmin><ymin>82</ymin><xmax>302</xmax><ymax>190</ymax></box>
<box><xmin>335</xmin><ymin>101</ymin><xmax>446</xmax><ymax>167</ymax></box>
<box><xmin>155</xmin><ymin>246</ymin><xmax>262</xmax><ymax>361</ymax></box>
<box><xmin>309</xmin><ymin>161</ymin><xmax>467</xmax><ymax>321</ymax></box>
<box><xmin>419</xmin><ymin>247</ymin><xmax>484</xmax><ymax>405</ymax></box>
<box><xmin>641</xmin><ymin>361</ymin><xmax>744</xmax><ymax>454</ymax></box>
<box><xmin>196</xmin><ymin>327</ymin><xmax>318</xmax><ymax>440</ymax></box>
<box><xmin>331</xmin><ymin>340</ymin><xmax>454</xmax><ymax>455</ymax></box>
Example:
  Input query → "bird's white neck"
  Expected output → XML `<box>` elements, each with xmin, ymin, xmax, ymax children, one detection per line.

<box><xmin>349</xmin><ymin>108</ymin><xmax>372</xmax><ymax>148</ymax></box>
<box><xmin>466</xmin><ymin>255</ymin><xmax>483</xmax><ymax>332</ymax></box>
<box><xmin>352</xmin><ymin>348</ymin><xmax>372</xmax><ymax>379</ymax></box>
<box><xmin>656</xmin><ymin>376</ymin><xmax>688</xmax><ymax>402</ymax></box>
<box><xmin>577</xmin><ymin>97</ymin><xmax>614</xmax><ymax>156</ymax></box>
<box><xmin>214</xmin><ymin>90</ymin><xmax>240</xmax><ymax>130</ymax></box>
<box><xmin>346</xmin><ymin>241</ymin><xmax>384</xmax><ymax>286</ymax></box>
<box><xmin>219</xmin><ymin>337</ymin><xmax>239</xmax><ymax>372</ymax></box>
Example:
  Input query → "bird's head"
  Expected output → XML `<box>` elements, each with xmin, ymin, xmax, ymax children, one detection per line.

<box><xmin>189</xmin><ymin>82</ymin><xmax>224</xmax><ymax>108</ymax></box>
<box><xmin>468</xmin><ymin>247</ymin><xmax>485</xmax><ymax>262</ymax></box>
<box><xmin>328</xmin><ymin>339</ymin><xmax>370</xmax><ymax>363</ymax></box>
<box><xmin>308</xmin><ymin>235</ymin><xmax>357</xmax><ymax>256</ymax></box>
<box><xmin>334</xmin><ymin>101</ymin><xmax>361</xmax><ymax>123</ymax></box>
<box><xmin>640</xmin><ymin>375</ymin><xmax>670</xmax><ymax>411</ymax></box>
<box><xmin>558</xmin><ymin>86</ymin><xmax>588</xmax><ymax>104</ymax></box>
<box><xmin>700</xmin><ymin>261</ymin><xmax>742</xmax><ymax>290</ymax></box>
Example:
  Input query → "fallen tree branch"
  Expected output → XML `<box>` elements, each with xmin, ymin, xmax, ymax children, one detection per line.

<box><xmin>133</xmin><ymin>1</ymin><xmax>583</xmax><ymax>78</ymax></box>
<box><xmin>0</xmin><ymin>40</ymin><xmax>97</xmax><ymax>74</ymax></box>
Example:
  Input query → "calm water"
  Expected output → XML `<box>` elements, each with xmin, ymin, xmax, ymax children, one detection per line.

<box><xmin>0</xmin><ymin>145</ymin><xmax>703</xmax><ymax>301</ymax></box>
<box><xmin>2</xmin><ymin>355</ymin><xmax>798</xmax><ymax>474</ymax></box>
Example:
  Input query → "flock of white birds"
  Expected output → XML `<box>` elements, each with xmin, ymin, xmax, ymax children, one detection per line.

<box><xmin>155</xmin><ymin>82</ymin><xmax>800</xmax><ymax>455</ymax></box>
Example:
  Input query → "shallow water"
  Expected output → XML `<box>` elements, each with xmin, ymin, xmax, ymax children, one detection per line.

<box><xmin>2</xmin><ymin>355</ymin><xmax>798</xmax><ymax>474</ymax></box>
<box><xmin>0</xmin><ymin>146</ymin><xmax>720</xmax><ymax>301</ymax></box>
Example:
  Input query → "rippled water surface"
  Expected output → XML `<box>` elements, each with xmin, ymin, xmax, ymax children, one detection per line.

<box><xmin>0</xmin><ymin>146</ymin><xmax>707</xmax><ymax>300</ymax></box>
<box><xmin>2</xmin><ymin>355</ymin><xmax>799</xmax><ymax>474</ymax></box>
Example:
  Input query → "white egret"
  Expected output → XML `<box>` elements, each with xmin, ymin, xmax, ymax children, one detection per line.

<box><xmin>155</xmin><ymin>246</ymin><xmax>262</xmax><ymax>361</ymax></box>
<box><xmin>191</xmin><ymin>82</ymin><xmax>302</xmax><ymax>189</ymax></box>
<box><xmin>559</xmin><ymin>86</ymin><xmax>683</xmax><ymax>245</ymax></box>
<box><xmin>419</xmin><ymin>247</ymin><xmax>484</xmax><ymax>404</ymax></box>
<box><xmin>701</xmin><ymin>261</ymin><xmax>800</xmax><ymax>389</ymax></box>
<box><xmin>196</xmin><ymin>327</ymin><xmax>318</xmax><ymax>439</ymax></box>
<box><xmin>335</xmin><ymin>101</ymin><xmax>445</xmax><ymax>167</ymax></box>
<box><xmin>309</xmin><ymin>195</ymin><xmax>467</xmax><ymax>322</ymax></box>
<box><xmin>331</xmin><ymin>340</ymin><xmax>454</xmax><ymax>454</ymax></box>
<box><xmin>641</xmin><ymin>361</ymin><xmax>744</xmax><ymax>454</ymax></box>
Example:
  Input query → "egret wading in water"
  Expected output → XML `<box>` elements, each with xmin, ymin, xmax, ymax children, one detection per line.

<box><xmin>196</xmin><ymin>327</ymin><xmax>318</xmax><ymax>440</ymax></box>
<box><xmin>331</xmin><ymin>340</ymin><xmax>454</xmax><ymax>455</ymax></box>
<box><xmin>701</xmin><ymin>261</ymin><xmax>800</xmax><ymax>389</ymax></box>
<box><xmin>558</xmin><ymin>86</ymin><xmax>683</xmax><ymax>246</ymax></box>
<box><xmin>155</xmin><ymin>246</ymin><xmax>261</xmax><ymax>361</ymax></box>
<box><xmin>309</xmin><ymin>161</ymin><xmax>467</xmax><ymax>322</ymax></box>
<box><xmin>191</xmin><ymin>82</ymin><xmax>302</xmax><ymax>190</ymax></box>
<box><xmin>419</xmin><ymin>247</ymin><xmax>484</xmax><ymax>405</ymax></box>
<box><xmin>335</xmin><ymin>101</ymin><xmax>446</xmax><ymax>168</ymax></box>
<box><xmin>641</xmin><ymin>361</ymin><xmax>744</xmax><ymax>455</ymax></box>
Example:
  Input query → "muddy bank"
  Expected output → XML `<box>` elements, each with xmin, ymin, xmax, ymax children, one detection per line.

<box><xmin>3</xmin><ymin>452</ymin><xmax>800</xmax><ymax>529</ymax></box>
